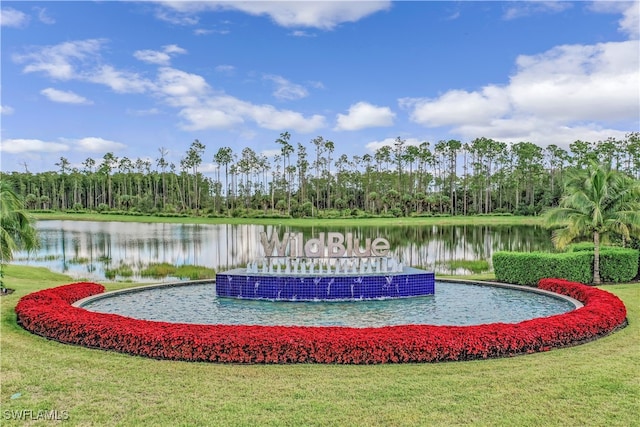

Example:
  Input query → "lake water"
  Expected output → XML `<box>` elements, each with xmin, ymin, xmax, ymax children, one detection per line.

<box><xmin>15</xmin><ymin>220</ymin><xmax>554</xmax><ymax>281</ymax></box>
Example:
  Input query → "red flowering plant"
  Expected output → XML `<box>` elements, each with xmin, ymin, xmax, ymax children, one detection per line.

<box><xmin>15</xmin><ymin>279</ymin><xmax>627</xmax><ymax>364</ymax></box>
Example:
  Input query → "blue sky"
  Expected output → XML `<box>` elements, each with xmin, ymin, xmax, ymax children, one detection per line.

<box><xmin>1</xmin><ymin>1</ymin><xmax>638</xmax><ymax>174</ymax></box>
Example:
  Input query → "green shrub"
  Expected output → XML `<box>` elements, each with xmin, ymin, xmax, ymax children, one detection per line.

<box><xmin>566</xmin><ymin>242</ymin><xmax>597</xmax><ymax>252</ymax></box>
<box><xmin>104</xmin><ymin>264</ymin><xmax>134</xmax><ymax>280</ymax></box>
<box><xmin>140</xmin><ymin>262</ymin><xmax>176</xmax><ymax>278</ymax></box>
<box><xmin>175</xmin><ymin>265</ymin><xmax>216</xmax><ymax>280</ymax></box>
<box><xmin>493</xmin><ymin>247</ymin><xmax>639</xmax><ymax>285</ymax></box>
<box><xmin>153</xmin><ymin>212</ymin><xmax>189</xmax><ymax>218</ymax></box>
<box><xmin>599</xmin><ymin>248</ymin><xmax>639</xmax><ymax>283</ymax></box>
<box><xmin>567</xmin><ymin>243</ymin><xmax>639</xmax><ymax>280</ymax></box>
<box><xmin>140</xmin><ymin>263</ymin><xmax>216</xmax><ymax>280</ymax></box>
<box><xmin>410</xmin><ymin>212</ymin><xmax>434</xmax><ymax>218</ymax></box>
<box><xmin>444</xmin><ymin>259</ymin><xmax>490</xmax><ymax>274</ymax></box>
<box><xmin>567</xmin><ymin>242</ymin><xmax>625</xmax><ymax>252</ymax></box>
<box><xmin>493</xmin><ymin>251</ymin><xmax>592</xmax><ymax>286</ymax></box>
<box><xmin>102</xmin><ymin>210</ymin><xmax>144</xmax><ymax>216</ymax></box>
<box><xmin>478</xmin><ymin>211</ymin><xmax>513</xmax><ymax>216</ymax></box>
<box><xmin>317</xmin><ymin>209</ymin><xmax>343</xmax><ymax>219</ymax></box>
<box><xmin>389</xmin><ymin>207</ymin><xmax>403</xmax><ymax>217</ymax></box>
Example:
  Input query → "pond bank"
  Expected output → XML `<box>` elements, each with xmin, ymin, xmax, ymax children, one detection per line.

<box><xmin>32</xmin><ymin>212</ymin><xmax>543</xmax><ymax>227</ymax></box>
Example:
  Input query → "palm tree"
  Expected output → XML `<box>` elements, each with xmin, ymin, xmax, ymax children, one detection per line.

<box><xmin>1</xmin><ymin>180</ymin><xmax>39</xmax><ymax>290</ymax></box>
<box><xmin>542</xmin><ymin>161</ymin><xmax>640</xmax><ymax>284</ymax></box>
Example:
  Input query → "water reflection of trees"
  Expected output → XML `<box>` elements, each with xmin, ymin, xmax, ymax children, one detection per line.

<box><xmin>279</xmin><ymin>224</ymin><xmax>552</xmax><ymax>273</ymax></box>
<box><xmin>19</xmin><ymin>221</ymin><xmax>553</xmax><ymax>279</ymax></box>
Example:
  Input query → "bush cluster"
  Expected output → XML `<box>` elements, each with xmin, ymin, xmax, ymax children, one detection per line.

<box><xmin>493</xmin><ymin>252</ymin><xmax>592</xmax><ymax>285</ymax></box>
<box><xmin>15</xmin><ymin>279</ymin><xmax>626</xmax><ymax>364</ymax></box>
<box><xmin>568</xmin><ymin>243</ymin><xmax>640</xmax><ymax>281</ymax></box>
<box><xmin>493</xmin><ymin>247</ymin><xmax>639</xmax><ymax>285</ymax></box>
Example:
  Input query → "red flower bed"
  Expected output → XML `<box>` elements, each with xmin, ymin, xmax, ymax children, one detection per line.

<box><xmin>15</xmin><ymin>279</ymin><xmax>627</xmax><ymax>364</ymax></box>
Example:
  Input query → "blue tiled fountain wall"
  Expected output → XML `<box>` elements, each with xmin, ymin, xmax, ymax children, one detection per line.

<box><xmin>215</xmin><ymin>268</ymin><xmax>435</xmax><ymax>301</ymax></box>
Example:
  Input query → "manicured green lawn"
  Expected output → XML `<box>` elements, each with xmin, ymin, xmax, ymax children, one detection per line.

<box><xmin>32</xmin><ymin>211</ymin><xmax>543</xmax><ymax>227</ymax></box>
<box><xmin>1</xmin><ymin>265</ymin><xmax>638</xmax><ymax>426</ymax></box>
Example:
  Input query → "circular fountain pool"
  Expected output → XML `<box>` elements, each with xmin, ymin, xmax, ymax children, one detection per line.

<box><xmin>78</xmin><ymin>280</ymin><xmax>579</xmax><ymax>327</ymax></box>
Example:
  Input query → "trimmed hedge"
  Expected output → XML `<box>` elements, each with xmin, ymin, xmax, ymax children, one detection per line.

<box><xmin>493</xmin><ymin>248</ymin><xmax>639</xmax><ymax>285</ymax></box>
<box><xmin>600</xmin><ymin>250</ymin><xmax>640</xmax><ymax>283</ymax></box>
<box><xmin>568</xmin><ymin>242</ymin><xmax>627</xmax><ymax>252</ymax></box>
<box><xmin>493</xmin><ymin>252</ymin><xmax>592</xmax><ymax>285</ymax></box>
<box><xmin>568</xmin><ymin>242</ymin><xmax>640</xmax><ymax>280</ymax></box>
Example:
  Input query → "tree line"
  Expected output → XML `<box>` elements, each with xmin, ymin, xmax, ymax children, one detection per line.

<box><xmin>2</xmin><ymin>132</ymin><xmax>639</xmax><ymax>218</ymax></box>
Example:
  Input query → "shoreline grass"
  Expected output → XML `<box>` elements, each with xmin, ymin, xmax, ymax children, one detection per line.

<box><xmin>31</xmin><ymin>211</ymin><xmax>544</xmax><ymax>227</ymax></box>
<box><xmin>1</xmin><ymin>265</ymin><xmax>638</xmax><ymax>426</ymax></box>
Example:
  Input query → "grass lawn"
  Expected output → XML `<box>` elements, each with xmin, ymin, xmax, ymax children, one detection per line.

<box><xmin>1</xmin><ymin>265</ymin><xmax>638</xmax><ymax>426</ymax></box>
<box><xmin>31</xmin><ymin>211</ymin><xmax>544</xmax><ymax>227</ymax></box>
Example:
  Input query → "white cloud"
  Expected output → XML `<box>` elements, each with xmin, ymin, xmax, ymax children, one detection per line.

<box><xmin>195</xmin><ymin>28</ymin><xmax>229</xmax><ymax>35</ymax></box>
<box><xmin>509</xmin><ymin>41</ymin><xmax>638</xmax><ymax>122</ymax></box>
<box><xmin>179</xmin><ymin>104</ymin><xmax>245</xmax><ymax>130</ymax></box>
<box><xmin>260</xmin><ymin>149</ymin><xmax>281</xmax><ymax>158</ymax></box>
<box><xmin>34</xmin><ymin>7</ymin><xmax>55</xmax><ymax>25</ymax></box>
<box><xmin>589</xmin><ymin>1</ymin><xmax>639</xmax><ymax>39</ymax></box>
<box><xmin>163</xmin><ymin>44</ymin><xmax>186</xmax><ymax>55</ymax></box>
<box><xmin>88</xmin><ymin>65</ymin><xmax>153</xmax><ymax>94</ymax></box>
<box><xmin>290</xmin><ymin>30</ymin><xmax>316</xmax><ymax>37</ymax></box>
<box><xmin>401</xmin><ymin>86</ymin><xmax>510</xmax><ymax>127</ymax></box>
<box><xmin>156</xmin><ymin>67</ymin><xmax>211</xmax><ymax>106</ymax></box>
<box><xmin>404</xmin><ymin>39</ymin><xmax>639</xmax><ymax>147</ymax></box>
<box><xmin>70</xmin><ymin>137</ymin><xmax>126</xmax><ymax>152</ymax></box>
<box><xmin>0</xmin><ymin>138</ymin><xmax>69</xmax><ymax>154</ymax></box>
<box><xmin>134</xmin><ymin>49</ymin><xmax>171</xmax><ymax>65</ymax></box>
<box><xmin>215</xmin><ymin>64</ymin><xmax>235</xmax><ymax>74</ymax></box>
<box><xmin>1</xmin><ymin>7</ymin><xmax>29</xmax><ymax>27</ymax></box>
<box><xmin>1</xmin><ymin>105</ymin><xmax>14</xmax><ymax>115</ymax></box>
<box><xmin>156</xmin><ymin>1</ymin><xmax>392</xmax><ymax>30</ymax></box>
<box><xmin>41</xmin><ymin>87</ymin><xmax>92</xmax><ymax>105</ymax></box>
<box><xmin>14</xmin><ymin>39</ymin><xmax>154</xmax><ymax>94</ymax></box>
<box><xmin>154</xmin><ymin>8</ymin><xmax>199</xmax><ymax>26</ymax></box>
<box><xmin>456</xmin><ymin>118</ymin><xmax>631</xmax><ymax>151</ymax></box>
<box><xmin>153</xmin><ymin>67</ymin><xmax>325</xmax><ymax>132</ymax></box>
<box><xmin>365</xmin><ymin>137</ymin><xmax>425</xmax><ymax>153</ymax></box>
<box><xmin>194</xmin><ymin>28</ymin><xmax>213</xmax><ymax>35</ymax></box>
<box><xmin>503</xmin><ymin>1</ymin><xmax>572</xmax><ymax>20</ymax></box>
<box><xmin>13</xmin><ymin>39</ymin><xmax>104</xmax><ymax>80</ymax></box>
<box><xmin>264</xmin><ymin>75</ymin><xmax>308</xmax><ymax>101</ymax></box>
<box><xmin>12</xmin><ymin>37</ymin><xmax>324</xmax><ymax>135</ymax></box>
<box><xmin>247</xmin><ymin>103</ymin><xmax>325</xmax><ymax>132</ymax></box>
<box><xmin>335</xmin><ymin>102</ymin><xmax>395</xmax><ymax>131</ymax></box>
<box><xmin>177</xmin><ymin>94</ymin><xmax>326</xmax><ymax>133</ymax></box>
<box><xmin>198</xmin><ymin>162</ymin><xmax>219</xmax><ymax>174</ymax></box>
<box><xmin>127</xmin><ymin>108</ymin><xmax>161</xmax><ymax>116</ymax></box>
<box><xmin>134</xmin><ymin>44</ymin><xmax>186</xmax><ymax>65</ymax></box>
<box><xmin>308</xmin><ymin>81</ymin><xmax>325</xmax><ymax>90</ymax></box>
<box><xmin>446</xmin><ymin>11</ymin><xmax>461</xmax><ymax>21</ymax></box>
<box><xmin>619</xmin><ymin>2</ymin><xmax>640</xmax><ymax>38</ymax></box>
